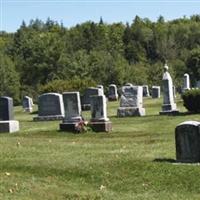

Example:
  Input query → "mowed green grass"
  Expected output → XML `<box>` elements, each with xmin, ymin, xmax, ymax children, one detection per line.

<box><xmin>1</xmin><ymin>96</ymin><xmax>200</xmax><ymax>200</ymax></box>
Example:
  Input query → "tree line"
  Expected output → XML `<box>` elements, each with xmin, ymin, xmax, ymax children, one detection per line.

<box><xmin>0</xmin><ymin>15</ymin><xmax>200</xmax><ymax>104</ymax></box>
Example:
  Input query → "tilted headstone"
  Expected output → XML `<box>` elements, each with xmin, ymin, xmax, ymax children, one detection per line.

<box><xmin>89</xmin><ymin>95</ymin><xmax>112</xmax><ymax>132</ymax></box>
<box><xmin>182</xmin><ymin>73</ymin><xmax>190</xmax><ymax>92</ymax></box>
<box><xmin>117</xmin><ymin>85</ymin><xmax>145</xmax><ymax>117</ymax></box>
<box><xmin>81</xmin><ymin>87</ymin><xmax>103</xmax><ymax>110</ymax></box>
<box><xmin>0</xmin><ymin>96</ymin><xmax>19</xmax><ymax>133</ymax></box>
<box><xmin>22</xmin><ymin>96</ymin><xmax>33</xmax><ymax>113</ymax></box>
<box><xmin>160</xmin><ymin>64</ymin><xmax>179</xmax><ymax>115</ymax></box>
<box><xmin>175</xmin><ymin>121</ymin><xmax>200</xmax><ymax>163</ymax></box>
<box><xmin>143</xmin><ymin>85</ymin><xmax>150</xmax><ymax>97</ymax></box>
<box><xmin>151</xmin><ymin>86</ymin><xmax>160</xmax><ymax>98</ymax></box>
<box><xmin>34</xmin><ymin>93</ymin><xmax>64</xmax><ymax>121</ymax></box>
<box><xmin>108</xmin><ymin>84</ymin><xmax>118</xmax><ymax>101</ymax></box>
<box><xmin>60</xmin><ymin>92</ymin><xmax>83</xmax><ymax>132</ymax></box>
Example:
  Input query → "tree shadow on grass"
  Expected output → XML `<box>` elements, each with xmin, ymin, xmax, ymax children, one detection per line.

<box><xmin>153</xmin><ymin>158</ymin><xmax>176</xmax><ymax>163</ymax></box>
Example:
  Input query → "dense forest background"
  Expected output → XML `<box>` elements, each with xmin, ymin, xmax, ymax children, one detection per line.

<box><xmin>0</xmin><ymin>15</ymin><xmax>200</xmax><ymax>104</ymax></box>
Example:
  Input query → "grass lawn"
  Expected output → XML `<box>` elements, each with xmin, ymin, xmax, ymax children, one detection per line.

<box><xmin>1</xmin><ymin>96</ymin><xmax>200</xmax><ymax>200</ymax></box>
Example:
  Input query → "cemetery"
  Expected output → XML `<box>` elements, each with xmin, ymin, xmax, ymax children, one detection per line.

<box><xmin>1</xmin><ymin>68</ymin><xmax>200</xmax><ymax>199</ymax></box>
<box><xmin>1</xmin><ymin>4</ymin><xmax>200</xmax><ymax>199</ymax></box>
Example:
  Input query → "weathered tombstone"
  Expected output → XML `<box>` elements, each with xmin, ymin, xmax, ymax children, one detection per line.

<box><xmin>143</xmin><ymin>85</ymin><xmax>150</xmax><ymax>97</ymax></box>
<box><xmin>97</xmin><ymin>85</ymin><xmax>104</xmax><ymax>94</ymax></box>
<box><xmin>108</xmin><ymin>84</ymin><xmax>118</xmax><ymax>101</ymax></box>
<box><xmin>89</xmin><ymin>95</ymin><xmax>112</xmax><ymax>132</ymax></box>
<box><xmin>117</xmin><ymin>85</ymin><xmax>145</xmax><ymax>117</ymax></box>
<box><xmin>151</xmin><ymin>86</ymin><xmax>160</xmax><ymax>98</ymax></box>
<box><xmin>0</xmin><ymin>97</ymin><xmax>19</xmax><ymax>133</ymax></box>
<box><xmin>81</xmin><ymin>87</ymin><xmax>103</xmax><ymax>110</ymax></box>
<box><xmin>60</xmin><ymin>92</ymin><xmax>83</xmax><ymax>132</ymax></box>
<box><xmin>175</xmin><ymin>121</ymin><xmax>200</xmax><ymax>163</ymax></box>
<box><xmin>182</xmin><ymin>73</ymin><xmax>190</xmax><ymax>92</ymax></box>
<box><xmin>34</xmin><ymin>93</ymin><xmax>64</xmax><ymax>121</ymax></box>
<box><xmin>22</xmin><ymin>96</ymin><xmax>33</xmax><ymax>113</ymax></box>
<box><xmin>160</xmin><ymin>64</ymin><xmax>179</xmax><ymax>115</ymax></box>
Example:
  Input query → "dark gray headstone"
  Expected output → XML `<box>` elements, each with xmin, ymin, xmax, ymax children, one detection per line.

<box><xmin>0</xmin><ymin>97</ymin><xmax>14</xmax><ymax>121</ymax></box>
<box><xmin>152</xmin><ymin>86</ymin><xmax>160</xmax><ymax>98</ymax></box>
<box><xmin>38</xmin><ymin>93</ymin><xmax>64</xmax><ymax>117</ymax></box>
<box><xmin>175</xmin><ymin>121</ymin><xmax>200</xmax><ymax>163</ymax></box>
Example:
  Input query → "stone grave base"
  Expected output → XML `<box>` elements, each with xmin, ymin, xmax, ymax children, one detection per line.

<box><xmin>33</xmin><ymin>115</ymin><xmax>64</xmax><ymax>121</ymax></box>
<box><xmin>60</xmin><ymin>121</ymin><xmax>80</xmax><ymax>132</ymax></box>
<box><xmin>159</xmin><ymin>110</ymin><xmax>179</xmax><ymax>115</ymax></box>
<box><xmin>117</xmin><ymin>107</ymin><xmax>145</xmax><ymax>117</ymax></box>
<box><xmin>81</xmin><ymin>104</ymin><xmax>91</xmax><ymax>111</ymax></box>
<box><xmin>89</xmin><ymin>120</ymin><xmax>112</xmax><ymax>132</ymax></box>
<box><xmin>0</xmin><ymin>120</ymin><xmax>19</xmax><ymax>133</ymax></box>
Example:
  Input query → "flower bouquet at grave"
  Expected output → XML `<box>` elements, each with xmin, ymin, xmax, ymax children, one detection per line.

<box><xmin>74</xmin><ymin>120</ymin><xmax>88</xmax><ymax>133</ymax></box>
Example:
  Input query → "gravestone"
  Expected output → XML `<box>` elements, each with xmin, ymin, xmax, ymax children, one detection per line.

<box><xmin>108</xmin><ymin>84</ymin><xmax>118</xmax><ymax>101</ymax></box>
<box><xmin>34</xmin><ymin>93</ymin><xmax>64</xmax><ymax>121</ymax></box>
<box><xmin>175</xmin><ymin>121</ymin><xmax>200</xmax><ymax>163</ymax></box>
<box><xmin>60</xmin><ymin>92</ymin><xmax>83</xmax><ymax>132</ymax></box>
<box><xmin>117</xmin><ymin>85</ymin><xmax>145</xmax><ymax>117</ymax></box>
<box><xmin>81</xmin><ymin>87</ymin><xmax>103</xmax><ymax>110</ymax></box>
<box><xmin>182</xmin><ymin>73</ymin><xmax>190</xmax><ymax>92</ymax></box>
<box><xmin>160</xmin><ymin>64</ymin><xmax>179</xmax><ymax>115</ymax></box>
<box><xmin>89</xmin><ymin>95</ymin><xmax>112</xmax><ymax>132</ymax></box>
<box><xmin>151</xmin><ymin>86</ymin><xmax>160</xmax><ymax>98</ymax></box>
<box><xmin>22</xmin><ymin>96</ymin><xmax>33</xmax><ymax>112</ymax></box>
<box><xmin>143</xmin><ymin>85</ymin><xmax>150</xmax><ymax>97</ymax></box>
<box><xmin>0</xmin><ymin>97</ymin><xmax>19</xmax><ymax>133</ymax></box>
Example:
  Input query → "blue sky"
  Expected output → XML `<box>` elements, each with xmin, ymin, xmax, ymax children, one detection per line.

<box><xmin>1</xmin><ymin>0</ymin><xmax>200</xmax><ymax>32</ymax></box>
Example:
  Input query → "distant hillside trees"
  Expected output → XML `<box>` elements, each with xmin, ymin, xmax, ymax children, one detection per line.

<box><xmin>0</xmin><ymin>15</ymin><xmax>200</xmax><ymax>103</ymax></box>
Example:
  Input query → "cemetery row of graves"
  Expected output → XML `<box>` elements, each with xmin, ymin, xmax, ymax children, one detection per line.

<box><xmin>0</xmin><ymin>64</ymin><xmax>199</xmax><ymax>164</ymax></box>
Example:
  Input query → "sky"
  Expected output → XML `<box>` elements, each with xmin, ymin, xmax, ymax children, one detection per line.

<box><xmin>1</xmin><ymin>0</ymin><xmax>200</xmax><ymax>32</ymax></box>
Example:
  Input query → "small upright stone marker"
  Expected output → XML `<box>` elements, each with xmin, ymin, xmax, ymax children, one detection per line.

<box><xmin>108</xmin><ymin>84</ymin><xmax>118</xmax><ymax>101</ymax></box>
<box><xmin>22</xmin><ymin>96</ymin><xmax>33</xmax><ymax>112</ymax></box>
<box><xmin>143</xmin><ymin>85</ymin><xmax>150</xmax><ymax>97</ymax></box>
<box><xmin>89</xmin><ymin>95</ymin><xmax>112</xmax><ymax>132</ymax></box>
<box><xmin>60</xmin><ymin>92</ymin><xmax>83</xmax><ymax>132</ymax></box>
<box><xmin>0</xmin><ymin>97</ymin><xmax>19</xmax><ymax>133</ymax></box>
<box><xmin>81</xmin><ymin>87</ymin><xmax>103</xmax><ymax>110</ymax></box>
<box><xmin>175</xmin><ymin>121</ymin><xmax>200</xmax><ymax>163</ymax></box>
<box><xmin>34</xmin><ymin>93</ymin><xmax>64</xmax><ymax>121</ymax></box>
<box><xmin>151</xmin><ymin>86</ymin><xmax>160</xmax><ymax>98</ymax></box>
<box><xmin>117</xmin><ymin>85</ymin><xmax>145</xmax><ymax>117</ymax></box>
<box><xmin>182</xmin><ymin>73</ymin><xmax>190</xmax><ymax>92</ymax></box>
<box><xmin>160</xmin><ymin>64</ymin><xmax>179</xmax><ymax>115</ymax></box>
